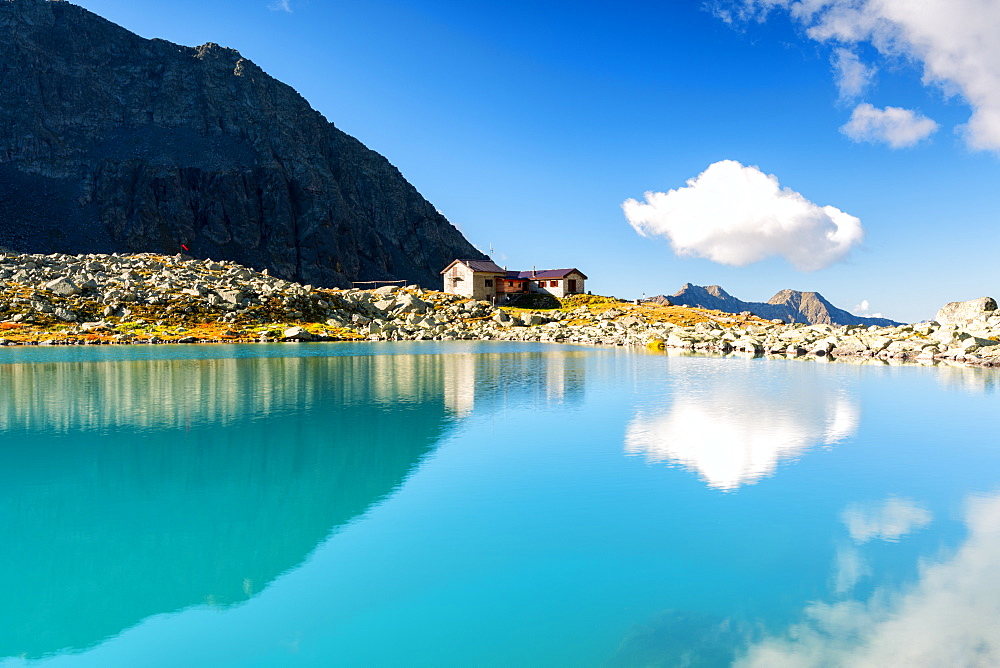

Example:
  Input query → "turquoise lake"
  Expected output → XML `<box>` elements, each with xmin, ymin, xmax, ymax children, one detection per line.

<box><xmin>1</xmin><ymin>341</ymin><xmax>999</xmax><ymax>666</ymax></box>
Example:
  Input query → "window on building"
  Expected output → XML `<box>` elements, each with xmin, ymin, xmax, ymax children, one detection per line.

<box><xmin>485</xmin><ymin>279</ymin><xmax>493</xmax><ymax>287</ymax></box>
<box><xmin>550</xmin><ymin>280</ymin><xmax>559</xmax><ymax>287</ymax></box>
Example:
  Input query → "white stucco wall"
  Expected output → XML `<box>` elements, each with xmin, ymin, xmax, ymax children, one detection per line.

<box><xmin>443</xmin><ymin>263</ymin><xmax>475</xmax><ymax>297</ymax></box>
<box><xmin>443</xmin><ymin>263</ymin><xmax>503</xmax><ymax>300</ymax></box>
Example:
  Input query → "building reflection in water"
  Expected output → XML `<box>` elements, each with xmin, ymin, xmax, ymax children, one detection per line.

<box><xmin>623</xmin><ymin>365</ymin><xmax>860</xmax><ymax>490</ymax></box>
<box><xmin>442</xmin><ymin>350</ymin><xmax>588</xmax><ymax>417</ymax></box>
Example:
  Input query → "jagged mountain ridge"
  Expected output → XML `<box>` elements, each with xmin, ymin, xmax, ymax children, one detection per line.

<box><xmin>0</xmin><ymin>0</ymin><xmax>485</xmax><ymax>287</ymax></box>
<box><xmin>654</xmin><ymin>283</ymin><xmax>901</xmax><ymax>327</ymax></box>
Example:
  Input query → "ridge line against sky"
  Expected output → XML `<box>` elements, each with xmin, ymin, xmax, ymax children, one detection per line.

<box><xmin>50</xmin><ymin>1</ymin><xmax>1000</xmax><ymax>321</ymax></box>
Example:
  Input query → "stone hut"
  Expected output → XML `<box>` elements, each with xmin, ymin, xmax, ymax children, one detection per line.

<box><xmin>441</xmin><ymin>260</ymin><xmax>587</xmax><ymax>302</ymax></box>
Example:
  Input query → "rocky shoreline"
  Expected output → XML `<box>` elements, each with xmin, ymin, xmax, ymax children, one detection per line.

<box><xmin>1</xmin><ymin>252</ymin><xmax>998</xmax><ymax>368</ymax></box>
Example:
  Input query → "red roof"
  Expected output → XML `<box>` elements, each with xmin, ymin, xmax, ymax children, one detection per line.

<box><xmin>512</xmin><ymin>268</ymin><xmax>587</xmax><ymax>280</ymax></box>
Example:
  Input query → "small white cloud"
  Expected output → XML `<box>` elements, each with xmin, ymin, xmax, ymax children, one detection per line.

<box><xmin>842</xmin><ymin>497</ymin><xmax>933</xmax><ymax>544</ymax></box>
<box><xmin>622</xmin><ymin>160</ymin><xmax>864</xmax><ymax>271</ymax></box>
<box><xmin>852</xmin><ymin>299</ymin><xmax>883</xmax><ymax>318</ymax></box>
<box><xmin>832</xmin><ymin>48</ymin><xmax>876</xmax><ymax>100</ymax></box>
<box><xmin>841</xmin><ymin>103</ymin><xmax>939</xmax><ymax>148</ymax></box>
<box><xmin>268</xmin><ymin>0</ymin><xmax>292</xmax><ymax>12</ymax></box>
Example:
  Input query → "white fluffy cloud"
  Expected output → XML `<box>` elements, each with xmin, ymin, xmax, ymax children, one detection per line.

<box><xmin>268</xmin><ymin>0</ymin><xmax>292</xmax><ymax>12</ymax></box>
<box><xmin>732</xmin><ymin>0</ymin><xmax>1000</xmax><ymax>152</ymax></box>
<box><xmin>832</xmin><ymin>48</ymin><xmax>875</xmax><ymax>99</ymax></box>
<box><xmin>841</xmin><ymin>103</ymin><xmax>939</xmax><ymax>147</ymax></box>
<box><xmin>622</xmin><ymin>160</ymin><xmax>864</xmax><ymax>271</ymax></box>
<box><xmin>737</xmin><ymin>492</ymin><xmax>1000</xmax><ymax>667</ymax></box>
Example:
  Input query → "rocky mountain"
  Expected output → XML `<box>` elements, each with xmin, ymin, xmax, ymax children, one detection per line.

<box><xmin>0</xmin><ymin>0</ymin><xmax>485</xmax><ymax>287</ymax></box>
<box><xmin>654</xmin><ymin>283</ymin><xmax>901</xmax><ymax>327</ymax></box>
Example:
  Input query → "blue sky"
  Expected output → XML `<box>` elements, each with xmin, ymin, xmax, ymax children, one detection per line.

<box><xmin>71</xmin><ymin>0</ymin><xmax>999</xmax><ymax>322</ymax></box>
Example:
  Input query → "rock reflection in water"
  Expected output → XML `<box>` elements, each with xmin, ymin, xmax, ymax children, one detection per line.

<box><xmin>624</xmin><ymin>363</ymin><xmax>859</xmax><ymax>490</ymax></box>
<box><xmin>0</xmin><ymin>351</ymin><xmax>467</xmax><ymax>660</ymax></box>
<box><xmin>0</xmin><ymin>353</ymin><xmax>466</xmax><ymax>433</ymax></box>
<box><xmin>934</xmin><ymin>365</ymin><xmax>1000</xmax><ymax>394</ymax></box>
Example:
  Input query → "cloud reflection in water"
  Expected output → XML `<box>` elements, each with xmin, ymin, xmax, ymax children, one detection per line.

<box><xmin>624</xmin><ymin>375</ymin><xmax>859</xmax><ymax>490</ymax></box>
<box><xmin>738</xmin><ymin>492</ymin><xmax>1000</xmax><ymax>667</ymax></box>
<box><xmin>843</xmin><ymin>497</ymin><xmax>933</xmax><ymax>544</ymax></box>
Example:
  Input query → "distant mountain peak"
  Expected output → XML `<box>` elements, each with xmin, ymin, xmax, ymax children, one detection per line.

<box><xmin>704</xmin><ymin>285</ymin><xmax>734</xmax><ymax>299</ymax></box>
<box><xmin>659</xmin><ymin>283</ymin><xmax>900</xmax><ymax>326</ymax></box>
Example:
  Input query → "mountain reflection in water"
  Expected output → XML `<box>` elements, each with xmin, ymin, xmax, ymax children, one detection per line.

<box><xmin>2</xmin><ymin>345</ymin><xmax>998</xmax><ymax>666</ymax></box>
<box><xmin>0</xmin><ymin>351</ymin><xmax>471</xmax><ymax>659</ymax></box>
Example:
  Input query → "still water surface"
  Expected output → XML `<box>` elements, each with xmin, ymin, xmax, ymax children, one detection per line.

<box><xmin>1</xmin><ymin>341</ymin><xmax>999</xmax><ymax>666</ymax></box>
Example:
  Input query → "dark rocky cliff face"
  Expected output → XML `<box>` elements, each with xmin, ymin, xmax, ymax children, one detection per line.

<box><xmin>0</xmin><ymin>0</ymin><xmax>485</xmax><ymax>287</ymax></box>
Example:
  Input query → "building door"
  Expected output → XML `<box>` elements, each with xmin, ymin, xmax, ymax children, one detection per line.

<box><xmin>568</xmin><ymin>279</ymin><xmax>577</xmax><ymax>293</ymax></box>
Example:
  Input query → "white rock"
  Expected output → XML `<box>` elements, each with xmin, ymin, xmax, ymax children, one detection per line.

<box><xmin>935</xmin><ymin>297</ymin><xmax>997</xmax><ymax>326</ymax></box>
<box><xmin>45</xmin><ymin>277</ymin><xmax>81</xmax><ymax>297</ymax></box>
<box><xmin>282</xmin><ymin>326</ymin><xmax>313</xmax><ymax>341</ymax></box>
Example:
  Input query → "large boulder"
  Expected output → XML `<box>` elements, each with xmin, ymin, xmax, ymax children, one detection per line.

<box><xmin>282</xmin><ymin>326</ymin><xmax>313</xmax><ymax>341</ymax></box>
<box><xmin>935</xmin><ymin>297</ymin><xmax>997</xmax><ymax>325</ymax></box>
<box><xmin>394</xmin><ymin>293</ymin><xmax>430</xmax><ymax>314</ymax></box>
<box><xmin>45</xmin><ymin>277</ymin><xmax>82</xmax><ymax>297</ymax></box>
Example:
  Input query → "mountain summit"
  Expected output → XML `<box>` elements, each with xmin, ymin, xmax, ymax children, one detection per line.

<box><xmin>0</xmin><ymin>0</ymin><xmax>484</xmax><ymax>286</ymax></box>
<box><xmin>655</xmin><ymin>283</ymin><xmax>900</xmax><ymax>327</ymax></box>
